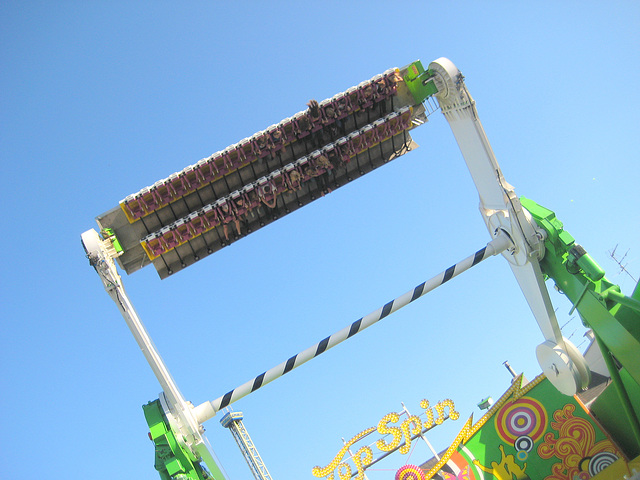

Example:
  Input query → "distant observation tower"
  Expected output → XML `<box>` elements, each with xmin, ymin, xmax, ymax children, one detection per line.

<box><xmin>220</xmin><ymin>411</ymin><xmax>273</xmax><ymax>480</ymax></box>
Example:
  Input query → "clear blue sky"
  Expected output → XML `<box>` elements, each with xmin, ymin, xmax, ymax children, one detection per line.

<box><xmin>1</xmin><ymin>2</ymin><xmax>638</xmax><ymax>479</ymax></box>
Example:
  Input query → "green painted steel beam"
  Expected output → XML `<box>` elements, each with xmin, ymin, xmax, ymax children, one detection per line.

<box><xmin>521</xmin><ymin>197</ymin><xmax>640</xmax><ymax>457</ymax></box>
<box><xmin>521</xmin><ymin>197</ymin><xmax>640</xmax><ymax>383</ymax></box>
<box><xmin>593</xmin><ymin>334</ymin><xmax>640</xmax><ymax>458</ymax></box>
<box><xmin>102</xmin><ymin>228</ymin><xmax>124</xmax><ymax>254</ymax></box>
<box><xmin>143</xmin><ymin>400</ymin><xmax>217</xmax><ymax>480</ymax></box>
<box><xmin>403</xmin><ymin>60</ymin><xmax>438</xmax><ymax>104</ymax></box>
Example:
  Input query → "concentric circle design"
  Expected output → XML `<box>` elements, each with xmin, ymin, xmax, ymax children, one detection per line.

<box><xmin>588</xmin><ymin>452</ymin><xmax>618</xmax><ymax>476</ymax></box>
<box><xmin>516</xmin><ymin>450</ymin><xmax>528</xmax><ymax>462</ymax></box>
<box><xmin>514</xmin><ymin>435</ymin><xmax>534</xmax><ymax>452</ymax></box>
<box><xmin>395</xmin><ymin>464</ymin><xmax>426</xmax><ymax>480</ymax></box>
<box><xmin>495</xmin><ymin>396</ymin><xmax>548</xmax><ymax>444</ymax></box>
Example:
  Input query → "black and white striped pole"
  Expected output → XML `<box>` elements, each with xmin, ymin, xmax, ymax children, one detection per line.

<box><xmin>193</xmin><ymin>234</ymin><xmax>512</xmax><ymax>424</ymax></box>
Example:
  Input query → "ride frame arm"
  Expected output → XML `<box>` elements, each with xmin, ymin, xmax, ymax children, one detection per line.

<box><xmin>81</xmin><ymin>229</ymin><xmax>226</xmax><ymax>480</ymax></box>
<box><xmin>521</xmin><ymin>198</ymin><xmax>640</xmax><ymax>385</ymax></box>
<box><xmin>427</xmin><ymin>58</ymin><xmax>591</xmax><ymax>395</ymax></box>
<box><xmin>521</xmin><ymin>197</ymin><xmax>640</xmax><ymax>456</ymax></box>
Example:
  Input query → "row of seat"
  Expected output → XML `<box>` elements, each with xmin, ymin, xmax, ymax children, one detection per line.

<box><xmin>120</xmin><ymin>68</ymin><xmax>404</xmax><ymax>223</ymax></box>
<box><xmin>141</xmin><ymin>107</ymin><xmax>414</xmax><ymax>260</ymax></box>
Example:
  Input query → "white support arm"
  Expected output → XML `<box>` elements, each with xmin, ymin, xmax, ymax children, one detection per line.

<box><xmin>81</xmin><ymin>229</ymin><xmax>213</xmax><ymax>458</ymax></box>
<box><xmin>428</xmin><ymin>58</ymin><xmax>590</xmax><ymax>394</ymax></box>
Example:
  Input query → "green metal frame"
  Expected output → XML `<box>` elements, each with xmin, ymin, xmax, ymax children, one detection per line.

<box><xmin>101</xmin><ymin>228</ymin><xmax>124</xmax><ymax>254</ymax></box>
<box><xmin>521</xmin><ymin>197</ymin><xmax>640</xmax><ymax>458</ymax></box>
<box><xmin>403</xmin><ymin>60</ymin><xmax>439</xmax><ymax>104</ymax></box>
<box><xmin>143</xmin><ymin>399</ymin><xmax>218</xmax><ymax>480</ymax></box>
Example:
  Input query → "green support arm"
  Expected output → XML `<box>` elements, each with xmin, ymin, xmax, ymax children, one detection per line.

<box><xmin>143</xmin><ymin>399</ymin><xmax>225</xmax><ymax>480</ymax></box>
<box><xmin>521</xmin><ymin>197</ymin><xmax>640</xmax><ymax>457</ymax></box>
<box><xmin>520</xmin><ymin>197</ymin><xmax>640</xmax><ymax>382</ymax></box>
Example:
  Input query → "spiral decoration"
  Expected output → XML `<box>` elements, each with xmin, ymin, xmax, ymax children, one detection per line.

<box><xmin>395</xmin><ymin>464</ymin><xmax>426</xmax><ymax>480</ymax></box>
<box><xmin>587</xmin><ymin>452</ymin><xmax>618</xmax><ymax>476</ymax></box>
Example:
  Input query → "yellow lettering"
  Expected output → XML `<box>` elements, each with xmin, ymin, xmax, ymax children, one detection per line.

<box><xmin>434</xmin><ymin>399</ymin><xmax>459</xmax><ymax>424</ymax></box>
<box><xmin>313</xmin><ymin>397</ymin><xmax>460</xmax><ymax>479</ymax></box>
<box><xmin>400</xmin><ymin>415</ymin><xmax>422</xmax><ymax>454</ymax></box>
<box><xmin>336</xmin><ymin>462</ymin><xmax>351</xmax><ymax>480</ymax></box>
<box><xmin>351</xmin><ymin>445</ymin><xmax>373</xmax><ymax>480</ymax></box>
<box><xmin>312</xmin><ymin>427</ymin><xmax>375</xmax><ymax>478</ymax></box>
<box><xmin>375</xmin><ymin>412</ymin><xmax>403</xmax><ymax>452</ymax></box>
<box><xmin>420</xmin><ymin>399</ymin><xmax>435</xmax><ymax>429</ymax></box>
<box><xmin>440</xmin><ymin>399</ymin><xmax>460</xmax><ymax>420</ymax></box>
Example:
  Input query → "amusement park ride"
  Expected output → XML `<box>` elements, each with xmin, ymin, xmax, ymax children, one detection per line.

<box><xmin>82</xmin><ymin>58</ymin><xmax>640</xmax><ymax>479</ymax></box>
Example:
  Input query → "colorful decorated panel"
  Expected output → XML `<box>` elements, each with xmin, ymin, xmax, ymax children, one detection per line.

<box><xmin>421</xmin><ymin>374</ymin><xmax>625</xmax><ymax>480</ymax></box>
<box><xmin>317</xmin><ymin>374</ymin><xmax>631</xmax><ymax>480</ymax></box>
<box><xmin>95</xmin><ymin>61</ymin><xmax>439</xmax><ymax>278</ymax></box>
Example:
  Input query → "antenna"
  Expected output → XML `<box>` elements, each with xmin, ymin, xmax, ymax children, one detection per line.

<box><xmin>609</xmin><ymin>245</ymin><xmax>637</xmax><ymax>282</ymax></box>
<box><xmin>503</xmin><ymin>361</ymin><xmax>517</xmax><ymax>379</ymax></box>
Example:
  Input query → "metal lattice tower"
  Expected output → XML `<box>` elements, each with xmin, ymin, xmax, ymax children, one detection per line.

<box><xmin>220</xmin><ymin>411</ymin><xmax>273</xmax><ymax>480</ymax></box>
